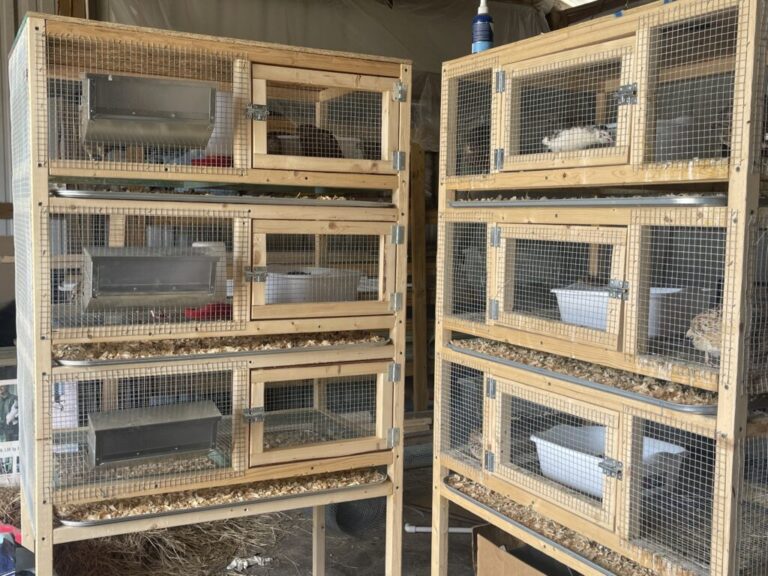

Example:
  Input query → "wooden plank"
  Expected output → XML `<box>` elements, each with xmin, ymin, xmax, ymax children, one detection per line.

<box><xmin>252</xmin><ymin>220</ymin><xmax>392</xmax><ymax>236</ymax></box>
<box><xmin>251</xmin><ymin>153</ymin><xmax>395</xmax><ymax>175</ymax></box>
<box><xmin>251</xmin><ymin>301</ymin><xmax>391</xmax><ymax>321</ymax></box>
<box><xmin>252</xmin><ymin>64</ymin><xmax>395</xmax><ymax>93</ymax></box>
<box><xmin>409</xmin><ymin>144</ymin><xmax>429</xmax><ymax>411</ymax></box>
<box><xmin>313</xmin><ymin>506</ymin><xmax>326</xmax><ymax>576</ymax></box>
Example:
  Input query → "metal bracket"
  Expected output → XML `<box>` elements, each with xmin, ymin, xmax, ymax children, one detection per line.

<box><xmin>493</xmin><ymin>148</ymin><xmax>505</xmax><ymax>171</ymax></box>
<box><xmin>615</xmin><ymin>83</ymin><xmax>638</xmax><ymax>106</ymax></box>
<box><xmin>387</xmin><ymin>427</ymin><xmax>401</xmax><ymax>448</ymax></box>
<box><xmin>495</xmin><ymin>70</ymin><xmax>506</xmax><ymax>93</ymax></box>
<box><xmin>484</xmin><ymin>451</ymin><xmax>495</xmax><ymax>472</ymax></box>
<box><xmin>392</xmin><ymin>80</ymin><xmax>407</xmax><ymax>102</ymax></box>
<box><xmin>392</xmin><ymin>150</ymin><xmax>406</xmax><ymax>171</ymax></box>
<box><xmin>489</xmin><ymin>299</ymin><xmax>500</xmax><ymax>321</ymax></box>
<box><xmin>246</xmin><ymin>104</ymin><xmax>269</xmax><ymax>121</ymax></box>
<box><xmin>390</xmin><ymin>292</ymin><xmax>403</xmax><ymax>312</ymax></box>
<box><xmin>598</xmin><ymin>457</ymin><xmax>623</xmax><ymax>480</ymax></box>
<box><xmin>388</xmin><ymin>362</ymin><xmax>402</xmax><ymax>383</ymax></box>
<box><xmin>486</xmin><ymin>377</ymin><xmax>497</xmax><ymax>399</ymax></box>
<box><xmin>244</xmin><ymin>266</ymin><xmax>268</xmax><ymax>283</ymax></box>
<box><xmin>490</xmin><ymin>226</ymin><xmax>502</xmax><ymax>248</ymax></box>
<box><xmin>608</xmin><ymin>279</ymin><xmax>629</xmax><ymax>300</ymax></box>
<box><xmin>243</xmin><ymin>407</ymin><xmax>265</xmax><ymax>423</ymax></box>
<box><xmin>391</xmin><ymin>224</ymin><xmax>405</xmax><ymax>245</ymax></box>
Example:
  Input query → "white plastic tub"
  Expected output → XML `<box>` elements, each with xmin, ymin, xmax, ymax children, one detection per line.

<box><xmin>266</xmin><ymin>266</ymin><xmax>362</xmax><ymax>304</ymax></box>
<box><xmin>551</xmin><ymin>283</ymin><xmax>682</xmax><ymax>334</ymax></box>
<box><xmin>531</xmin><ymin>424</ymin><xmax>687</xmax><ymax>499</ymax></box>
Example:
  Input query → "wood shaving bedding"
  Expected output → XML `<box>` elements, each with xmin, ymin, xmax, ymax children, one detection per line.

<box><xmin>446</xmin><ymin>474</ymin><xmax>659</xmax><ymax>576</ymax></box>
<box><xmin>56</xmin><ymin>468</ymin><xmax>385</xmax><ymax>522</ymax></box>
<box><xmin>451</xmin><ymin>338</ymin><xmax>716</xmax><ymax>405</ymax></box>
<box><xmin>53</xmin><ymin>331</ymin><xmax>387</xmax><ymax>361</ymax></box>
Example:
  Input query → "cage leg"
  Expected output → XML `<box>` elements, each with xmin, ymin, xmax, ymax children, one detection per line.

<box><xmin>312</xmin><ymin>505</ymin><xmax>326</xmax><ymax>576</ymax></box>
<box><xmin>430</xmin><ymin>465</ymin><xmax>449</xmax><ymax>576</ymax></box>
<box><xmin>385</xmin><ymin>473</ymin><xmax>403</xmax><ymax>576</ymax></box>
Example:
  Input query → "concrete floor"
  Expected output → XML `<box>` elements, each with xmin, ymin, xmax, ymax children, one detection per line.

<box><xmin>250</xmin><ymin>467</ymin><xmax>476</xmax><ymax>576</ymax></box>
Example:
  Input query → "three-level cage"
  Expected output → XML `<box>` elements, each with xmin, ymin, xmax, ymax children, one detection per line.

<box><xmin>10</xmin><ymin>14</ymin><xmax>411</xmax><ymax>575</ymax></box>
<box><xmin>433</xmin><ymin>1</ymin><xmax>768</xmax><ymax>575</ymax></box>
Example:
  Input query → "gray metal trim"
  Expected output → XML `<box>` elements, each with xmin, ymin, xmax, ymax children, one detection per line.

<box><xmin>616</xmin><ymin>83</ymin><xmax>638</xmax><ymax>105</ymax></box>
<box><xmin>489</xmin><ymin>226</ymin><xmax>502</xmax><ymax>248</ymax></box>
<box><xmin>486</xmin><ymin>377</ymin><xmax>496</xmax><ymax>399</ymax></box>
<box><xmin>443</xmin><ymin>480</ymin><xmax>615</xmax><ymax>576</ymax></box>
<box><xmin>493</xmin><ymin>148</ymin><xmax>505</xmax><ymax>171</ymax></box>
<box><xmin>243</xmin><ymin>407</ymin><xmax>265</xmax><ymax>423</ymax></box>
<box><xmin>388</xmin><ymin>362</ymin><xmax>402</xmax><ymax>383</ymax></box>
<box><xmin>495</xmin><ymin>69</ymin><xmax>506</xmax><ymax>93</ymax></box>
<box><xmin>392</xmin><ymin>150</ymin><xmax>406</xmax><ymax>171</ymax></box>
<box><xmin>391</xmin><ymin>224</ymin><xmax>405</xmax><ymax>245</ymax></box>
<box><xmin>390</xmin><ymin>292</ymin><xmax>403</xmax><ymax>312</ymax></box>
<box><xmin>392</xmin><ymin>80</ymin><xmax>407</xmax><ymax>102</ymax></box>
<box><xmin>387</xmin><ymin>427</ymin><xmax>401</xmax><ymax>448</ymax></box>
<box><xmin>245</xmin><ymin>103</ymin><xmax>269</xmax><ymax>121</ymax></box>
<box><xmin>598</xmin><ymin>458</ymin><xmax>623</xmax><ymax>479</ymax></box>
<box><xmin>446</xmin><ymin>343</ymin><xmax>717</xmax><ymax>415</ymax></box>
<box><xmin>244</xmin><ymin>266</ymin><xmax>268</xmax><ymax>283</ymax></box>
<box><xmin>484</xmin><ymin>451</ymin><xmax>495</xmax><ymax>472</ymax></box>
<box><xmin>488</xmin><ymin>299</ymin><xmax>499</xmax><ymax>321</ymax></box>
<box><xmin>450</xmin><ymin>196</ymin><xmax>728</xmax><ymax>209</ymax></box>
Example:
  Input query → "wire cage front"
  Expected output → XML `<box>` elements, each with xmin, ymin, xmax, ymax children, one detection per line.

<box><xmin>748</xmin><ymin>211</ymin><xmax>768</xmax><ymax>394</ymax></box>
<box><xmin>440</xmin><ymin>219</ymin><xmax>488</xmax><ymax>327</ymax></box>
<box><xmin>45</xmin><ymin>205</ymin><xmax>250</xmax><ymax>339</ymax></box>
<box><xmin>438</xmin><ymin>359</ymin><xmax>485</xmax><ymax>470</ymax></box>
<box><xmin>639</xmin><ymin>1</ymin><xmax>744</xmax><ymax>167</ymax></box>
<box><xmin>621</xmin><ymin>410</ymin><xmax>720</xmax><ymax>576</ymax></box>
<box><xmin>251</xmin><ymin>221</ymin><xmax>395</xmax><ymax>319</ymax></box>
<box><xmin>249</xmin><ymin>362</ymin><xmax>393</xmax><ymax>466</ymax></box>
<box><xmin>43</xmin><ymin>32</ymin><xmax>249</xmax><ymax>174</ymax></box>
<box><xmin>47</xmin><ymin>362</ymin><xmax>247</xmax><ymax>504</ymax></box>
<box><xmin>737</xmin><ymin>434</ymin><xmax>768</xmax><ymax>576</ymax></box>
<box><xmin>502</xmin><ymin>46</ymin><xmax>633</xmax><ymax>170</ymax></box>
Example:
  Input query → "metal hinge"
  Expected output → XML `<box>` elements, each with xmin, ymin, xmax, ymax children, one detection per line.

<box><xmin>486</xmin><ymin>377</ymin><xmax>497</xmax><ymax>399</ymax></box>
<box><xmin>391</xmin><ymin>224</ymin><xmax>405</xmax><ymax>245</ymax></box>
<box><xmin>484</xmin><ymin>451</ymin><xmax>495</xmax><ymax>472</ymax></box>
<box><xmin>244</xmin><ymin>266</ymin><xmax>268</xmax><ymax>283</ymax></box>
<box><xmin>615</xmin><ymin>83</ymin><xmax>638</xmax><ymax>106</ymax></box>
<box><xmin>608</xmin><ymin>279</ymin><xmax>629</xmax><ymax>300</ymax></box>
<box><xmin>490</xmin><ymin>226</ymin><xmax>502</xmax><ymax>247</ymax></box>
<box><xmin>493</xmin><ymin>148</ymin><xmax>505</xmax><ymax>170</ymax></box>
<box><xmin>388</xmin><ymin>362</ymin><xmax>402</xmax><ymax>383</ymax></box>
<box><xmin>495</xmin><ymin>69</ymin><xmax>506</xmax><ymax>93</ymax></box>
<box><xmin>243</xmin><ymin>407</ymin><xmax>265</xmax><ymax>423</ymax></box>
<box><xmin>489</xmin><ymin>299</ymin><xmax>499</xmax><ymax>321</ymax></box>
<box><xmin>392</xmin><ymin>150</ymin><xmax>406</xmax><ymax>171</ymax></box>
<box><xmin>392</xmin><ymin>80</ymin><xmax>407</xmax><ymax>102</ymax></box>
<box><xmin>387</xmin><ymin>427</ymin><xmax>401</xmax><ymax>448</ymax></box>
<box><xmin>246</xmin><ymin>103</ymin><xmax>269</xmax><ymax>121</ymax></box>
<box><xmin>598</xmin><ymin>457</ymin><xmax>623</xmax><ymax>479</ymax></box>
<box><xmin>390</xmin><ymin>292</ymin><xmax>403</xmax><ymax>312</ymax></box>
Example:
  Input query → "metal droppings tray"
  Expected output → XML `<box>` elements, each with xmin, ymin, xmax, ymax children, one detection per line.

<box><xmin>58</xmin><ymin>474</ymin><xmax>388</xmax><ymax>527</ymax></box>
<box><xmin>450</xmin><ymin>196</ymin><xmax>727</xmax><ymax>209</ymax></box>
<box><xmin>55</xmin><ymin>340</ymin><xmax>391</xmax><ymax>367</ymax></box>
<box><xmin>447</xmin><ymin>342</ymin><xmax>717</xmax><ymax>415</ymax></box>
<box><xmin>54</xmin><ymin>189</ymin><xmax>393</xmax><ymax>208</ymax></box>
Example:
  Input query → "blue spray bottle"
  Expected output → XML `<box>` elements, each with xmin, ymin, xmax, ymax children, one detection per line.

<box><xmin>472</xmin><ymin>0</ymin><xmax>494</xmax><ymax>54</ymax></box>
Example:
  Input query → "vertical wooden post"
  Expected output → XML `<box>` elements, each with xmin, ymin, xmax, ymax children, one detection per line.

<box><xmin>313</xmin><ymin>505</ymin><xmax>326</xmax><ymax>576</ymax></box>
<box><xmin>410</xmin><ymin>143</ymin><xmax>429</xmax><ymax>411</ymax></box>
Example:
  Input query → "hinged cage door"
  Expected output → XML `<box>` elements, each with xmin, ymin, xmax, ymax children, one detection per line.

<box><xmin>250</xmin><ymin>220</ymin><xmax>396</xmax><ymax>320</ymax></box>
<box><xmin>489</xmin><ymin>377</ymin><xmax>620</xmax><ymax>530</ymax></box>
<box><xmin>501</xmin><ymin>39</ymin><xmax>635</xmax><ymax>171</ymax></box>
<box><xmin>248</xmin><ymin>362</ymin><xmax>394</xmax><ymax>466</ymax></box>
<box><xmin>488</xmin><ymin>224</ymin><xmax>627</xmax><ymax>350</ymax></box>
<box><xmin>251</xmin><ymin>64</ymin><xmax>400</xmax><ymax>174</ymax></box>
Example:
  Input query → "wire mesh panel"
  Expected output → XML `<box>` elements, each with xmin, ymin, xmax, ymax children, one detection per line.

<box><xmin>439</xmin><ymin>360</ymin><xmax>485</xmax><ymax>469</ymax></box>
<box><xmin>45</xmin><ymin>206</ymin><xmax>249</xmax><ymax>339</ymax></box>
<box><xmin>490</xmin><ymin>224</ymin><xmax>627</xmax><ymax>349</ymax></box>
<box><xmin>627</xmin><ymin>209</ymin><xmax>728</xmax><ymax>371</ymax></box>
<box><xmin>639</xmin><ymin>1</ymin><xmax>744</xmax><ymax>166</ymax></box>
<box><xmin>251</xmin><ymin>223</ymin><xmax>390</xmax><ymax>317</ymax></box>
<box><xmin>252</xmin><ymin>65</ymin><xmax>394</xmax><ymax>169</ymax></box>
<box><xmin>441</xmin><ymin>219</ymin><xmax>488</xmax><ymax>326</ymax></box>
<box><xmin>43</xmin><ymin>32</ymin><xmax>249</xmax><ymax>174</ymax></box>
<box><xmin>442</xmin><ymin>59</ymin><xmax>497</xmax><ymax>178</ymax></box>
<box><xmin>47</xmin><ymin>362</ymin><xmax>247</xmax><ymax>504</ymax></box>
<box><xmin>749</xmin><ymin>213</ymin><xmax>768</xmax><ymax>393</ymax></box>
<box><xmin>503</xmin><ymin>47</ymin><xmax>633</xmax><ymax>170</ymax></box>
<box><xmin>621</xmin><ymin>411</ymin><xmax>719</xmax><ymax>575</ymax></box>
<box><xmin>490</xmin><ymin>378</ymin><xmax>618</xmax><ymax>528</ymax></box>
<box><xmin>737</xmin><ymin>435</ymin><xmax>768</xmax><ymax>576</ymax></box>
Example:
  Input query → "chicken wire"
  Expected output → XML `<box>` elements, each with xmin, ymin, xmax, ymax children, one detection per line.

<box><xmin>42</xmin><ymin>32</ymin><xmax>249</xmax><ymax>174</ymax></box>
<box><xmin>442</xmin><ymin>59</ymin><xmax>497</xmax><ymax>178</ymax></box>
<box><xmin>261</xmin><ymin>375</ymin><xmax>378</xmax><ymax>452</ymax></box>
<box><xmin>640</xmin><ymin>1</ymin><xmax>744</xmax><ymax>166</ymax></box>
<box><xmin>621</xmin><ymin>410</ymin><xmax>719</xmax><ymax>575</ymax></box>
<box><xmin>440</xmin><ymin>219</ymin><xmax>488</xmax><ymax>325</ymax></box>
<box><xmin>43</xmin><ymin>206</ymin><xmax>249</xmax><ymax>339</ymax></box>
<box><xmin>629</xmin><ymin>209</ymin><xmax>728</xmax><ymax>370</ymax></box>
<box><xmin>260</xmin><ymin>81</ymin><xmax>384</xmax><ymax>160</ymax></box>
<box><xmin>491</xmin><ymin>225</ymin><xmax>624</xmax><ymax>346</ymax></box>
<box><xmin>504</xmin><ymin>49</ymin><xmax>630</xmax><ymax>165</ymax></box>
<box><xmin>738</xmin><ymin>434</ymin><xmax>768</xmax><ymax>576</ymax></box>
<box><xmin>492</xmin><ymin>381</ymin><xmax>616</xmax><ymax>524</ymax></box>
<box><xmin>748</xmin><ymin>213</ymin><xmax>768</xmax><ymax>394</ymax></box>
<box><xmin>439</xmin><ymin>360</ymin><xmax>484</xmax><ymax>469</ymax></box>
<box><xmin>46</xmin><ymin>363</ymin><xmax>246</xmax><ymax>504</ymax></box>
<box><xmin>259</xmin><ymin>233</ymin><xmax>381</xmax><ymax>305</ymax></box>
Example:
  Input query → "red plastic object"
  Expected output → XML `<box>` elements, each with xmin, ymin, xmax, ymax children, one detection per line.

<box><xmin>0</xmin><ymin>524</ymin><xmax>21</xmax><ymax>545</ymax></box>
<box><xmin>191</xmin><ymin>155</ymin><xmax>233</xmax><ymax>167</ymax></box>
<box><xmin>184</xmin><ymin>302</ymin><xmax>232</xmax><ymax>321</ymax></box>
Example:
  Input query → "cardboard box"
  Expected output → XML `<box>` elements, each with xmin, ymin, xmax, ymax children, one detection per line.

<box><xmin>473</xmin><ymin>525</ymin><xmax>579</xmax><ymax>576</ymax></box>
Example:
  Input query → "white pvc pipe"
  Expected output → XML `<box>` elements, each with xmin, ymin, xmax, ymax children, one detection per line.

<box><xmin>404</xmin><ymin>523</ymin><xmax>474</xmax><ymax>534</ymax></box>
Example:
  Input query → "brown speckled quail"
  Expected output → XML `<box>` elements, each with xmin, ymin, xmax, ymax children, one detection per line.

<box><xmin>686</xmin><ymin>307</ymin><xmax>722</xmax><ymax>365</ymax></box>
